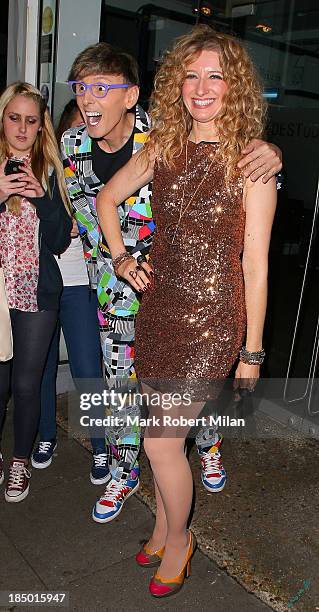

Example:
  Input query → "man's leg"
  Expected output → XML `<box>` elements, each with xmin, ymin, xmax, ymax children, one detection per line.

<box><xmin>92</xmin><ymin>312</ymin><xmax>141</xmax><ymax>523</ymax></box>
<box><xmin>99</xmin><ymin>312</ymin><xmax>140</xmax><ymax>480</ymax></box>
<box><xmin>195</xmin><ymin>398</ymin><xmax>227</xmax><ymax>493</ymax></box>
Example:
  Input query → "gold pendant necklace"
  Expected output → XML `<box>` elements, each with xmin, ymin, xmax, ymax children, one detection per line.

<box><xmin>164</xmin><ymin>141</ymin><xmax>215</xmax><ymax>247</ymax></box>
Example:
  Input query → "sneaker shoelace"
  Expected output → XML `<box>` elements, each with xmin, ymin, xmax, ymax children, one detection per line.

<box><xmin>8</xmin><ymin>462</ymin><xmax>31</xmax><ymax>490</ymax></box>
<box><xmin>100</xmin><ymin>480</ymin><xmax>130</xmax><ymax>506</ymax></box>
<box><xmin>93</xmin><ymin>452</ymin><xmax>108</xmax><ymax>467</ymax></box>
<box><xmin>201</xmin><ymin>450</ymin><xmax>223</xmax><ymax>477</ymax></box>
<box><xmin>37</xmin><ymin>441</ymin><xmax>53</xmax><ymax>454</ymax></box>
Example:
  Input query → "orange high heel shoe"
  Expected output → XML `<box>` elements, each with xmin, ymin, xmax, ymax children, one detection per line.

<box><xmin>149</xmin><ymin>531</ymin><xmax>197</xmax><ymax>598</ymax></box>
<box><xmin>136</xmin><ymin>542</ymin><xmax>165</xmax><ymax>567</ymax></box>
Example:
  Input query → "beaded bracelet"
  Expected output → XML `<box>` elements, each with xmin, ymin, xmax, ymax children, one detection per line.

<box><xmin>112</xmin><ymin>251</ymin><xmax>135</xmax><ymax>276</ymax></box>
<box><xmin>239</xmin><ymin>346</ymin><xmax>265</xmax><ymax>365</ymax></box>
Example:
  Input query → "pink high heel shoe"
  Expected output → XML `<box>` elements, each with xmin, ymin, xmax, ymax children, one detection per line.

<box><xmin>149</xmin><ymin>531</ymin><xmax>197</xmax><ymax>598</ymax></box>
<box><xmin>135</xmin><ymin>542</ymin><xmax>165</xmax><ymax>567</ymax></box>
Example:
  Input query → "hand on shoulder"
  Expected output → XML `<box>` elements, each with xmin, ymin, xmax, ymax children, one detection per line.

<box><xmin>238</xmin><ymin>138</ymin><xmax>282</xmax><ymax>184</ymax></box>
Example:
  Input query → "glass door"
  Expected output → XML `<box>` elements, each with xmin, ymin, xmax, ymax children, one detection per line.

<box><xmin>228</xmin><ymin>0</ymin><xmax>319</xmax><ymax>425</ymax></box>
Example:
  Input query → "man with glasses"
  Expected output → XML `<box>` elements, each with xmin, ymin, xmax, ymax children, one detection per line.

<box><xmin>61</xmin><ymin>42</ymin><xmax>282</xmax><ymax>524</ymax></box>
<box><xmin>62</xmin><ymin>44</ymin><xmax>152</xmax><ymax>524</ymax></box>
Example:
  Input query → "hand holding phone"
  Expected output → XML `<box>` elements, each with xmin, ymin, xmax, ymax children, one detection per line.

<box><xmin>17</xmin><ymin>160</ymin><xmax>45</xmax><ymax>198</ymax></box>
<box><xmin>0</xmin><ymin>159</ymin><xmax>28</xmax><ymax>202</ymax></box>
<box><xmin>4</xmin><ymin>159</ymin><xmax>25</xmax><ymax>178</ymax></box>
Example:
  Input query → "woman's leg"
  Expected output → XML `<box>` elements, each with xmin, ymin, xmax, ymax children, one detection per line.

<box><xmin>0</xmin><ymin>360</ymin><xmax>12</xmax><ymax>446</ymax></box>
<box><xmin>12</xmin><ymin>309</ymin><xmax>57</xmax><ymax>459</ymax></box>
<box><xmin>60</xmin><ymin>285</ymin><xmax>105</xmax><ymax>453</ymax></box>
<box><xmin>61</xmin><ymin>286</ymin><xmax>102</xmax><ymax>380</ymax></box>
<box><xmin>142</xmin><ymin>385</ymin><xmax>206</xmax><ymax>577</ymax></box>
<box><xmin>144</xmin><ymin>435</ymin><xmax>192</xmax><ymax>578</ymax></box>
<box><xmin>147</xmin><ymin>477</ymin><xmax>168</xmax><ymax>550</ymax></box>
<box><xmin>39</xmin><ymin>321</ymin><xmax>60</xmax><ymax>441</ymax></box>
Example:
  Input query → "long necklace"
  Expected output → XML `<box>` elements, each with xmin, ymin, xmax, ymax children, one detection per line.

<box><xmin>164</xmin><ymin>141</ymin><xmax>215</xmax><ymax>247</ymax></box>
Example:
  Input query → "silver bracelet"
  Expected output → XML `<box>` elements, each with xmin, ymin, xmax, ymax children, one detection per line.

<box><xmin>239</xmin><ymin>346</ymin><xmax>265</xmax><ymax>365</ymax></box>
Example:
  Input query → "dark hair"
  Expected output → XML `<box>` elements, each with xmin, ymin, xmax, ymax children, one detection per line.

<box><xmin>68</xmin><ymin>42</ymin><xmax>139</xmax><ymax>86</ymax></box>
<box><xmin>55</xmin><ymin>99</ymin><xmax>82</xmax><ymax>143</ymax></box>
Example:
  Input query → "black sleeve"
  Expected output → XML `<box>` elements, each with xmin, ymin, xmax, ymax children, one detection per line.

<box><xmin>28</xmin><ymin>173</ymin><xmax>72</xmax><ymax>255</ymax></box>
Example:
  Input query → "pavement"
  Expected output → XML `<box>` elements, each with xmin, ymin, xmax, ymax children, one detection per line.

<box><xmin>0</xmin><ymin>405</ymin><xmax>271</xmax><ymax>612</ymax></box>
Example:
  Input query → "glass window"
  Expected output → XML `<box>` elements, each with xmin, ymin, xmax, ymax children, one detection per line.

<box><xmin>101</xmin><ymin>1</ymin><xmax>319</xmax><ymax>383</ymax></box>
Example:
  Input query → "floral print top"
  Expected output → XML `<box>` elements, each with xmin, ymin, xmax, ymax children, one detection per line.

<box><xmin>0</xmin><ymin>199</ymin><xmax>39</xmax><ymax>312</ymax></box>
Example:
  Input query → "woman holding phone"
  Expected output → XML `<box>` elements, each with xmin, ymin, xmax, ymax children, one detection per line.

<box><xmin>0</xmin><ymin>82</ymin><xmax>72</xmax><ymax>502</ymax></box>
<box><xmin>32</xmin><ymin>100</ymin><xmax>108</xmax><ymax>485</ymax></box>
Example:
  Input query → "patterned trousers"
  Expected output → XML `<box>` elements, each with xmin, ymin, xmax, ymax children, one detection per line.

<box><xmin>98</xmin><ymin>311</ymin><xmax>141</xmax><ymax>481</ymax></box>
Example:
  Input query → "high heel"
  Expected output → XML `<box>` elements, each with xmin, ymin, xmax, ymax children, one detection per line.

<box><xmin>136</xmin><ymin>542</ymin><xmax>165</xmax><ymax>567</ymax></box>
<box><xmin>149</xmin><ymin>531</ymin><xmax>197</xmax><ymax>598</ymax></box>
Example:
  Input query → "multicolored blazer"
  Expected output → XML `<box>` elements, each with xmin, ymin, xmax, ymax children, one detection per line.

<box><xmin>60</xmin><ymin>105</ymin><xmax>154</xmax><ymax>311</ymax></box>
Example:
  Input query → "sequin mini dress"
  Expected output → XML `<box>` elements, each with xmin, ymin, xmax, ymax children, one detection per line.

<box><xmin>135</xmin><ymin>141</ymin><xmax>246</xmax><ymax>392</ymax></box>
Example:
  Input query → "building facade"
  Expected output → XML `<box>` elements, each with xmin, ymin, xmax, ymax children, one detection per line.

<box><xmin>3</xmin><ymin>0</ymin><xmax>319</xmax><ymax>432</ymax></box>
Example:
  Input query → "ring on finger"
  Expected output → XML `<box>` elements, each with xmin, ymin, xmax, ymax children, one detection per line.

<box><xmin>129</xmin><ymin>269</ymin><xmax>138</xmax><ymax>280</ymax></box>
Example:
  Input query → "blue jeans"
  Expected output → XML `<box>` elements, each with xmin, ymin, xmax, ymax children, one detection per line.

<box><xmin>40</xmin><ymin>285</ymin><xmax>105</xmax><ymax>453</ymax></box>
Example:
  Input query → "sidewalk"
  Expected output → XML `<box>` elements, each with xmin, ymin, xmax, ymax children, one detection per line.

<box><xmin>0</xmin><ymin>409</ymin><xmax>270</xmax><ymax>612</ymax></box>
<box><xmin>59</xmin><ymin>394</ymin><xmax>319</xmax><ymax>612</ymax></box>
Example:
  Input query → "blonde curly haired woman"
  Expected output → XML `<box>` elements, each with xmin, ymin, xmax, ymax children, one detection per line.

<box><xmin>96</xmin><ymin>26</ymin><xmax>277</xmax><ymax>597</ymax></box>
<box><xmin>0</xmin><ymin>82</ymin><xmax>72</xmax><ymax>502</ymax></box>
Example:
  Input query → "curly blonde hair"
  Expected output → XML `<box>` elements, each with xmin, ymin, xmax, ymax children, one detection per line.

<box><xmin>145</xmin><ymin>25</ymin><xmax>266</xmax><ymax>181</ymax></box>
<box><xmin>0</xmin><ymin>82</ymin><xmax>71</xmax><ymax>214</ymax></box>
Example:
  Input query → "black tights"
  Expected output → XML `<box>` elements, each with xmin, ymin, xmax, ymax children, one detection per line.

<box><xmin>0</xmin><ymin>309</ymin><xmax>57</xmax><ymax>459</ymax></box>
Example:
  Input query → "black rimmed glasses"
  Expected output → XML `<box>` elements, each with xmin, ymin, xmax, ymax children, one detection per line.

<box><xmin>68</xmin><ymin>81</ymin><xmax>131</xmax><ymax>98</ymax></box>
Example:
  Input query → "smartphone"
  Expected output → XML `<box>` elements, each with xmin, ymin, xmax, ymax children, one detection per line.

<box><xmin>4</xmin><ymin>159</ymin><xmax>24</xmax><ymax>177</ymax></box>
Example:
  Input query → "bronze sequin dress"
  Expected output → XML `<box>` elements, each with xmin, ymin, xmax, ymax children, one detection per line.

<box><xmin>135</xmin><ymin>141</ymin><xmax>246</xmax><ymax>393</ymax></box>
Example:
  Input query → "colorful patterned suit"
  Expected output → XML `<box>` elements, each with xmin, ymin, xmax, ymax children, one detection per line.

<box><xmin>61</xmin><ymin>106</ymin><xmax>154</xmax><ymax>479</ymax></box>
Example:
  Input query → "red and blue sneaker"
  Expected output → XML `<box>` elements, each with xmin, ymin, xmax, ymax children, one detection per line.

<box><xmin>198</xmin><ymin>434</ymin><xmax>227</xmax><ymax>493</ymax></box>
<box><xmin>92</xmin><ymin>472</ymin><xmax>139</xmax><ymax>523</ymax></box>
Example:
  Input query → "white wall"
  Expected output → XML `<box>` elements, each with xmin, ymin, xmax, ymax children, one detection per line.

<box><xmin>7</xmin><ymin>0</ymin><xmax>101</xmax><ymax>123</ymax></box>
<box><xmin>53</xmin><ymin>0</ymin><xmax>101</xmax><ymax>124</ymax></box>
<box><xmin>7</xmin><ymin>0</ymin><xmax>40</xmax><ymax>85</ymax></box>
